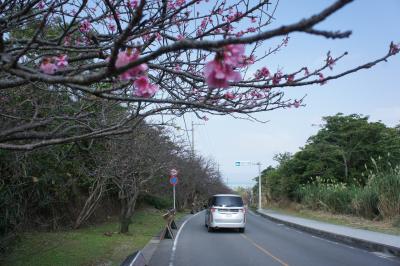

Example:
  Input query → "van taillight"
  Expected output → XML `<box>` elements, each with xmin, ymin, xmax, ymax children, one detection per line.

<box><xmin>211</xmin><ymin>207</ymin><xmax>216</xmax><ymax>212</ymax></box>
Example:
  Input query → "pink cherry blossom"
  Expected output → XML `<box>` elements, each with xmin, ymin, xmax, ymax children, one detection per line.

<box><xmin>224</xmin><ymin>91</ymin><xmax>235</xmax><ymax>100</ymax></box>
<box><xmin>326</xmin><ymin>54</ymin><xmax>335</xmax><ymax>70</ymax></box>
<box><xmin>242</xmin><ymin>55</ymin><xmax>255</xmax><ymax>66</ymax></box>
<box><xmin>286</xmin><ymin>74</ymin><xmax>295</xmax><ymax>83</ymax></box>
<box><xmin>134</xmin><ymin>76</ymin><xmax>159</xmax><ymax>98</ymax></box>
<box><xmin>204</xmin><ymin>60</ymin><xmax>241</xmax><ymax>88</ymax></box>
<box><xmin>389</xmin><ymin>43</ymin><xmax>399</xmax><ymax>55</ymax></box>
<box><xmin>54</xmin><ymin>55</ymin><xmax>68</xmax><ymax>68</ymax></box>
<box><xmin>40</xmin><ymin>58</ymin><xmax>58</xmax><ymax>74</ymax></box>
<box><xmin>63</xmin><ymin>35</ymin><xmax>71</xmax><ymax>46</ymax></box>
<box><xmin>293</xmin><ymin>100</ymin><xmax>300</xmax><ymax>108</ymax></box>
<box><xmin>108</xmin><ymin>23</ymin><xmax>116</xmax><ymax>32</ymax></box>
<box><xmin>115</xmin><ymin>48</ymin><xmax>148</xmax><ymax>80</ymax></box>
<box><xmin>38</xmin><ymin>1</ymin><xmax>45</xmax><ymax>9</ymax></box>
<box><xmin>127</xmin><ymin>0</ymin><xmax>138</xmax><ymax>8</ymax></box>
<box><xmin>272</xmin><ymin>71</ymin><xmax>282</xmax><ymax>85</ymax></box>
<box><xmin>318</xmin><ymin>73</ymin><xmax>326</xmax><ymax>85</ymax></box>
<box><xmin>80</xmin><ymin>19</ymin><xmax>92</xmax><ymax>33</ymax></box>
<box><xmin>223</xmin><ymin>44</ymin><xmax>245</xmax><ymax>67</ymax></box>
<box><xmin>255</xmin><ymin>67</ymin><xmax>270</xmax><ymax>79</ymax></box>
<box><xmin>174</xmin><ymin>64</ymin><xmax>181</xmax><ymax>71</ymax></box>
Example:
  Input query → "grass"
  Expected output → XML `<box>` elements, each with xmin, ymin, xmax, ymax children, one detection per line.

<box><xmin>267</xmin><ymin>204</ymin><xmax>400</xmax><ymax>236</ymax></box>
<box><xmin>2</xmin><ymin>208</ymin><xmax>186</xmax><ymax>266</ymax></box>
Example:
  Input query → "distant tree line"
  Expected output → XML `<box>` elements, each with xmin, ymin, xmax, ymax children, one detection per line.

<box><xmin>254</xmin><ymin>114</ymin><xmax>400</xmax><ymax>219</ymax></box>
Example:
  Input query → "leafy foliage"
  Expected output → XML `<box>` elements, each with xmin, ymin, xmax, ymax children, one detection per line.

<box><xmin>257</xmin><ymin>114</ymin><xmax>400</xmax><ymax>219</ymax></box>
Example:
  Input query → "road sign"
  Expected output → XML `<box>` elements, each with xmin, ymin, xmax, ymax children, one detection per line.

<box><xmin>170</xmin><ymin>168</ymin><xmax>178</xmax><ymax>176</ymax></box>
<box><xmin>235</xmin><ymin>161</ymin><xmax>252</xmax><ymax>166</ymax></box>
<box><xmin>169</xmin><ymin>176</ymin><xmax>178</xmax><ymax>186</ymax></box>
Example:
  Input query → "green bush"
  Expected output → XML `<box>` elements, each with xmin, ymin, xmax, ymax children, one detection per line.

<box><xmin>139</xmin><ymin>194</ymin><xmax>172</xmax><ymax>210</ymax></box>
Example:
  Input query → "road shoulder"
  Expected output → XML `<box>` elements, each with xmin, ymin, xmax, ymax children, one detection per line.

<box><xmin>256</xmin><ymin>209</ymin><xmax>400</xmax><ymax>257</ymax></box>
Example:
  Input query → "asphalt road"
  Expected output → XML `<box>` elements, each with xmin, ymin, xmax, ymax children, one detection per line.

<box><xmin>149</xmin><ymin>211</ymin><xmax>400</xmax><ymax>266</ymax></box>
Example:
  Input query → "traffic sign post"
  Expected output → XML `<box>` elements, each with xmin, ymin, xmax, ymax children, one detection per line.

<box><xmin>170</xmin><ymin>169</ymin><xmax>178</xmax><ymax>176</ymax></box>
<box><xmin>169</xmin><ymin>169</ymin><xmax>179</xmax><ymax>210</ymax></box>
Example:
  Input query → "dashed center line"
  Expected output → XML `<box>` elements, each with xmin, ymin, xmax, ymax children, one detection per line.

<box><xmin>241</xmin><ymin>234</ymin><xmax>289</xmax><ymax>266</ymax></box>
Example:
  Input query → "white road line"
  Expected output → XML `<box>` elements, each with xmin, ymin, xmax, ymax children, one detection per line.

<box><xmin>168</xmin><ymin>211</ymin><xmax>204</xmax><ymax>266</ymax></box>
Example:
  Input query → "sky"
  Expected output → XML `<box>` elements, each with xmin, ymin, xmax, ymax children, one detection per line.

<box><xmin>175</xmin><ymin>0</ymin><xmax>400</xmax><ymax>188</ymax></box>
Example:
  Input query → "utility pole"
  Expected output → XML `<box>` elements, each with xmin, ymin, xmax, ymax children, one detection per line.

<box><xmin>189</xmin><ymin>121</ymin><xmax>204</xmax><ymax>157</ymax></box>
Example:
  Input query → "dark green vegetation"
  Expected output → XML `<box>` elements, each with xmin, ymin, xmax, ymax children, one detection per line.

<box><xmin>256</xmin><ymin>114</ymin><xmax>400</xmax><ymax>223</ymax></box>
<box><xmin>0</xmin><ymin>121</ymin><xmax>229</xmax><ymax>255</ymax></box>
<box><xmin>1</xmin><ymin>208</ymin><xmax>185</xmax><ymax>266</ymax></box>
<box><xmin>0</xmin><ymin>90</ymin><xmax>228</xmax><ymax>253</ymax></box>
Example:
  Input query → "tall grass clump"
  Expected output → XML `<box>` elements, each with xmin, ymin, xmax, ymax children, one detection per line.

<box><xmin>351</xmin><ymin>186</ymin><xmax>379</xmax><ymax>219</ymax></box>
<box><xmin>296</xmin><ymin>176</ymin><xmax>357</xmax><ymax>214</ymax></box>
<box><xmin>366</xmin><ymin>160</ymin><xmax>400</xmax><ymax>219</ymax></box>
<box><xmin>297</xmin><ymin>161</ymin><xmax>400</xmax><ymax>220</ymax></box>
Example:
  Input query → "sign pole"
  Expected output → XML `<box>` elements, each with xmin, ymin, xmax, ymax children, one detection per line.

<box><xmin>173</xmin><ymin>185</ymin><xmax>176</xmax><ymax>210</ymax></box>
<box><xmin>169</xmin><ymin>169</ymin><xmax>178</xmax><ymax>210</ymax></box>
<box><xmin>258</xmin><ymin>162</ymin><xmax>261</xmax><ymax>211</ymax></box>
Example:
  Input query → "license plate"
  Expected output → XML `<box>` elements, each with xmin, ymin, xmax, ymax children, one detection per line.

<box><xmin>225</xmin><ymin>214</ymin><xmax>232</xmax><ymax>217</ymax></box>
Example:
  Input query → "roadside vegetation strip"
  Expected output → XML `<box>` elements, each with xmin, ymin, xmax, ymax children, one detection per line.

<box><xmin>240</xmin><ymin>234</ymin><xmax>289</xmax><ymax>266</ymax></box>
<box><xmin>268</xmin><ymin>206</ymin><xmax>400</xmax><ymax>236</ymax></box>
<box><xmin>1</xmin><ymin>208</ymin><xmax>184</xmax><ymax>266</ymax></box>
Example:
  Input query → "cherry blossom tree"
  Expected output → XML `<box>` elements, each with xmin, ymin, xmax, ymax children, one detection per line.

<box><xmin>0</xmin><ymin>0</ymin><xmax>398</xmax><ymax>150</ymax></box>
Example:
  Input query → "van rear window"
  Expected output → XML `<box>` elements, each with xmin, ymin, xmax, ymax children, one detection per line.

<box><xmin>212</xmin><ymin>196</ymin><xmax>243</xmax><ymax>207</ymax></box>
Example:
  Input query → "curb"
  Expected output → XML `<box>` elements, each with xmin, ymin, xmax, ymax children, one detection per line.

<box><xmin>123</xmin><ymin>212</ymin><xmax>191</xmax><ymax>265</ymax></box>
<box><xmin>256</xmin><ymin>210</ymin><xmax>400</xmax><ymax>257</ymax></box>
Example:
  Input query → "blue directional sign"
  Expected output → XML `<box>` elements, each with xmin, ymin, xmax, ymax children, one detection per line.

<box><xmin>169</xmin><ymin>176</ymin><xmax>178</xmax><ymax>186</ymax></box>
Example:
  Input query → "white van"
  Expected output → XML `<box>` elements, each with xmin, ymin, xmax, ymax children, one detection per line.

<box><xmin>204</xmin><ymin>194</ymin><xmax>246</xmax><ymax>233</ymax></box>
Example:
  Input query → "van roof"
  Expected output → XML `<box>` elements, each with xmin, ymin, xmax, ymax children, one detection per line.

<box><xmin>213</xmin><ymin>194</ymin><xmax>241</xmax><ymax>197</ymax></box>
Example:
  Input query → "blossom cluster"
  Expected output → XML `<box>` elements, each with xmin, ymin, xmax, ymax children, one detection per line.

<box><xmin>113</xmin><ymin>48</ymin><xmax>158</xmax><ymax>98</ymax></box>
<box><xmin>204</xmin><ymin>44</ymin><xmax>245</xmax><ymax>88</ymax></box>
<box><xmin>39</xmin><ymin>55</ymin><xmax>68</xmax><ymax>75</ymax></box>
<box><xmin>40</xmin><ymin>48</ymin><xmax>158</xmax><ymax>98</ymax></box>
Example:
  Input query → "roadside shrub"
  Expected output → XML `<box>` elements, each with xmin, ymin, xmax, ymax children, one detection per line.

<box><xmin>297</xmin><ymin>176</ymin><xmax>358</xmax><ymax>214</ymax></box>
<box><xmin>296</xmin><ymin>164</ymin><xmax>400</xmax><ymax>220</ymax></box>
<box><xmin>139</xmin><ymin>194</ymin><xmax>172</xmax><ymax>210</ymax></box>
<box><xmin>369</xmin><ymin>169</ymin><xmax>400</xmax><ymax>219</ymax></box>
<box><xmin>351</xmin><ymin>187</ymin><xmax>379</xmax><ymax>219</ymax></box>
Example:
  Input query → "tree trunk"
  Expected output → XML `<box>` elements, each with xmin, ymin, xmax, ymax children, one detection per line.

<box><xmin>120</xmin><ymin>216</ymin><xmax>131</xmax><ymax>234</ymax></box>
<box><xmin>341</xmin><ymin>152</ymin><xmax>348</xmax><ymax>180</ymax></box>
<box><xmin>119</xmin><ymin>192</ymin><xmax>138</xmax><ymax>234</ymax></box>
<box><xmin>74</xmin><ymin>176</ymin><xmax>106</xmax><ymax>229</ymax></box>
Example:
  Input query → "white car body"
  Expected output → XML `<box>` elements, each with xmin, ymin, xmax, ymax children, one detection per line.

<box><xmin>205</xmin><ymin>194</ymin><xmax>246</xmax><ymax>232</ymax></box>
